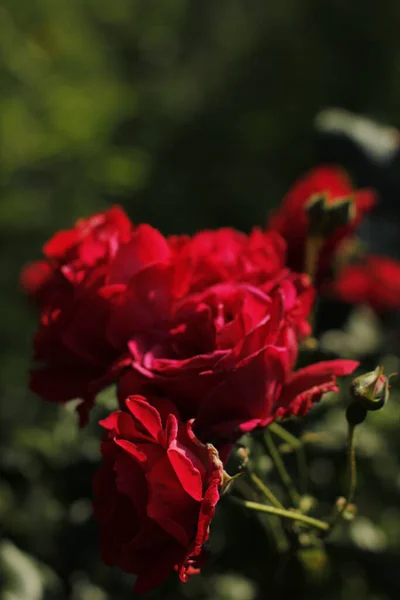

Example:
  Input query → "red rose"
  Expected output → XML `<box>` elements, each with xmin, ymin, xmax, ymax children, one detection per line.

<box><xmin>268</xmin><ymin>166</ymin><xmax>375</xmax><ymax>284</ymax></box>
<box><xmin>169</xmin><ymin>227</ymin><xmax>287</xmax><ymax>293</ymax></box>
<box><xmin>20</xmin><ymin>206</ymin><xmax>133</xmax><ymax>308</ymax></box>
<box><xmin>29</xmin><ymin>219</ymin><xmax>180</xmax><ymax>424</ymax></box>
<box><xmin>93</xmin><ymin>395</ymin><xmax>223</xmax><ymax>593</ymax></box>
<box><xmin>27</xmin><ymin>209</ymin><xmax>357</xmax><ymax>433</ymax></box>
<box><xmin>327</xmin><ymin>255</ymin><xmax>400</xmax><ymax>312</ymax></box>
<box><xmin>117</xmin><ymin>273</ymin><xmax>320</xmax><ymax>440</ymax></box>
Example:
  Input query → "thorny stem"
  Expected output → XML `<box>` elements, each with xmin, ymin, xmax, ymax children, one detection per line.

<box><xmin>264</xmin><ymin>430</ymin><xmax>301</xmax><ymax>507</ymax></box>
<box><xmin>231</xmin><ymin>497</ymin><xmax>329</xmax><ymax>532</ymax></box>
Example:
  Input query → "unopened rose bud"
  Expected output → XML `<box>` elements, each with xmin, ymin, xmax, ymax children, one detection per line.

<box><xmin>342</xmin><ymin>503</ymin><xmax>357</xmax><ymax>521</ymax></box>
<box><xmin>350</xmin><ymin>366</ymin><xmax>390</xmax><ymax>412</ymax></box>
<box><xmin>335</xmin><ymin>497</ymin><xmax>357</xmax><ymax>520</ymax></box>
<box><xmin>226</xmin><ymin>445</ymin><xmax>249</xmax><ymax>475</ymax></box>
<box><xmin>304</xmin><ymin>194</ymin><xmax>355</xmax><ymax>278</ymax></box>
<box><xmin>235</xmin><ymin>446</ymin><xmax>249</xmax><ymax>469</ymax></box>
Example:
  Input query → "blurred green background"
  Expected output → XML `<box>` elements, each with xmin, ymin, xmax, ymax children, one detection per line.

<box><xmin>2</xmin><ymin>1</ymin><xmax>400</xmax><ymax>599</ymax></box>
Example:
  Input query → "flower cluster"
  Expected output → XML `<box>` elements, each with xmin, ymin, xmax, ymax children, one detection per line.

<box><xmin>24</xmin><ymin>163</ymin><xmax>399</xmax><ymax>592</ymax></box>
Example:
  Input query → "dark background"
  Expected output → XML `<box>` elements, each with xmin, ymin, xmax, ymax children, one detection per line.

<box><xmin>2</xmin><ymin>1</ymin><xmax>400</xmax><ymax>599</ymax></box>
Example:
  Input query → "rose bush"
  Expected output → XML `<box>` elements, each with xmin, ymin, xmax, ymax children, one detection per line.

<box><xmin>93</xmin><ymin>395</ymin><xmax>223</xmax><ymax>593</ymax></box>
<box><xmin>22</xmin><ymin>170</ymin><xmax>372</xmax><ymax>593</ymax></box>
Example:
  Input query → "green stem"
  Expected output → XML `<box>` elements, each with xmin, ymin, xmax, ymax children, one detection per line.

<box><xmin>305</xmin><ymin>236</ymin><xmax>324</xmax><ymax>282</ymax></box>
<box><xmin>248</xmin><ymin>472</ymin><xmax>284</xmax><ymax>509</ymax></box>
<box><xmin>346</xmin><ymin>423</ymin><xmax>357</xmax><ymax>506</ymax></box>
<box><xmin>264</xmin><ymin>430</ymin><xmax>301</xmax><ymax>506</ymax></box>
<box><xmin>325</xmin><ymin>422</ymin><xmax>358</xmax><ymax>536</ymax></box>
<box><xmin>269</xmin><ymin>423</ymin><xmax>308</xmax><ymax>493</ymax></box>
<box><xmin>234</xmin><ymin>474</ymin><xmax>289</xmax><ymax>552</ymax></box>
<box><xmin>234</xmin><ymin>477</ymin><xmax>259</xmax><ymax>501</ymax></box>
<box><xmin>231</xmin><ymin>497</ymin><xmax>329</xmax><ymax>532</ymax></box>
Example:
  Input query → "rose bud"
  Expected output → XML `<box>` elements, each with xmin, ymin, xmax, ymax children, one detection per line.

<box><xmin>235</xmin><ymin>446</ymin><xmax>250</xmax><ymax>467</ymax></box>
<box><xmin>223</xmin><ymin>446</ymin><xmax>250</xmax><ymax>482</ymax></box>
<box><xmin>304</xmin><ymin>193</ymin><xmax>355</xmax><ymax>279</ymax></box>
<box><xmin>350</xmin><ymin>366</ymin><xmax>390</xmax><ymax>411</ymax></box>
